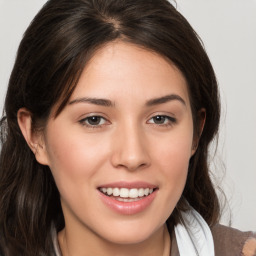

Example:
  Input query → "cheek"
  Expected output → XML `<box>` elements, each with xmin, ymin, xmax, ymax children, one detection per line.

<box><xmin>44</xmin><ymin>126</ymin><xmax>109</xmax><ymax>193</ymax></box>
<box><xmin>153</xmin><ymin>128</ymin><xmax>193</xmax><ymax>172</ymax></box>
<box><xmin>151</xmin><ymin>129</ymin><xmax>193</xmax><ymax>207</ymax></box>
<box><xmin>158</xmin><ymin>141</ymin><xmax>190</xmax><ymax>191</ymax></box>
<box><xmin>154</xmin><ymin>144</ymin><xmax>191</xmax><ymax>222</ymax></box>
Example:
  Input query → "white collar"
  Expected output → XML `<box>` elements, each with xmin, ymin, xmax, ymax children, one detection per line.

<box><xmin>174</xmin><ymin>207</ymin><xmax>215</xmax><ymax>256</ymax></box>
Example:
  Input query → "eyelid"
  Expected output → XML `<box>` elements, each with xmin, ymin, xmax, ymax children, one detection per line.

<box><xmin>146</xmin><ymin>113</ymin><xmax>177</xmax><ymax>126</ymax></box>
<box><xmin>77</xmin><ymin>112</ymin><xmax>177</xmax><ymax>129</ymax></box>
<box><xmin>78</xmin><ymin>114</ymin><xmax>110</xmax><ymax>128</ymax></box>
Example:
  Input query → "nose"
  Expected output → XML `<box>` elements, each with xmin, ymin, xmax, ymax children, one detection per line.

<box><xmin>110</xmin><ymin>123</ymin><xmax>151</xmax><ymax>171</ymax></box>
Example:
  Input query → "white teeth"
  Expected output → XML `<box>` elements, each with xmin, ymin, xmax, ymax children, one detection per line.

<box><xmin>116</xmin><ymin>197</ymin><xmax>141</xmax><ymax>202</ymax></box>
<box><xmin>107</xmin><ymin>188</ymin><xmax>112</xmax><ymax>195</ymax></box>
<box><xmin>99</xmin><ymin>187</ymin><xmax>155</xmax><ymax>198</ymax></box>
<box><xmin>120</xmin><ymin>188</ymin><xmax>129</xmax><ymax>198</ymax></box>
<box><xmin>129</xmin><ymin>188</ymin><xmax>138</xmax><ymax>198</ymax></box>
<box><xmin>112</xmin><ymin>188</ymin><xmax>119</xmax><ymax>196</ymax></box>
<box><xmin>138</xmin><ymin>188</ymin><xmax>145</xmax><ymax>197</ymax></box>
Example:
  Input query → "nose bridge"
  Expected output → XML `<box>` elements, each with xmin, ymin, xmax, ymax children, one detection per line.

<box><xmin>111</xmin><ymin>119</ymin><xmax>150</xmax><ymax>171</ymax></box>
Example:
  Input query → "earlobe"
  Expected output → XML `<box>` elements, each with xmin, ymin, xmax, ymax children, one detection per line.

<box><xmin>17</xmin><ymin>108</ymin><xmax>49</xmax><ymax>165</ymax></box>
<box><xmin>191</xmin><ymin>141</ymin><xmax>198</xmax><ymax>155</ymax></box>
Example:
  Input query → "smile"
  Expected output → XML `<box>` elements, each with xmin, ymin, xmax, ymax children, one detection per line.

<box><xmin>98</xmin><ymin>183</ymin><xmax>158</xmax><ymax>215</ymax></box>
<box><xmin>99</xmin><ymin>187</ymin><xmax>154</xmax><ymax>201</ymax></box>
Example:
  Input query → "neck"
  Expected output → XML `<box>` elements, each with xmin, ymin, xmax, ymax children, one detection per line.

<box><xmin>58</xmin><ymin>224</ymin><xmax>171</xmax><ymax>256</ymax></box>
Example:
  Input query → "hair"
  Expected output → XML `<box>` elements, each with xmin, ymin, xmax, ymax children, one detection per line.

<box><xmin>0</xmin><ymin>0</ymin><xmax>221</xmax><ymax>254</ymax></box>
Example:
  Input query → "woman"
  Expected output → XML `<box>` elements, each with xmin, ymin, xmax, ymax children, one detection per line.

<box><xmin>0</xmin><ymin>0</ymin><xmax>255</xmax><ymax>255</ymax></box>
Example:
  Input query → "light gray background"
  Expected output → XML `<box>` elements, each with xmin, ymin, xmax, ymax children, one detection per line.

<box><xmin>0</xmin><ymin>0</ymin><xmax>255</xmax><ymax>231</ymax></box>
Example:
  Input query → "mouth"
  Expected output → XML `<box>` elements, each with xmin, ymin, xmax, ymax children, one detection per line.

<box><xmin>98</xmin><ymin>187</ymin><xmax>156</xmax><ymax>202</ymax></box>
<box><xmin>97</xmin><ymin>183</ymin><xmax>158</xmax><ymax>215</ymax></box>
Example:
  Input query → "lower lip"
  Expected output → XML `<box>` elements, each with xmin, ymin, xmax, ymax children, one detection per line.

<box><xmin>98</xmin><ymin>190</ymin><xmax>157</xmax><ymax>215</ymax></box>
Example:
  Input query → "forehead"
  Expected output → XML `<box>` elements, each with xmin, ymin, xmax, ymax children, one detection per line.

<box><xmin>69</xmin><ymin>41</ymin><xmax>190</xmax><ymax>106</ymax></box>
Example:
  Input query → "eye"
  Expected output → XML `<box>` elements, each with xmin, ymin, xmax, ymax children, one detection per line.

<box><xmin>147</xmin><ymin>115</ymin><xmax>176</xmax><ymax>126</ymax></box>
<box><xmin>79</xmin><ymin>116</ymin><xmax>108</xmax><ymax>127</ymax></box>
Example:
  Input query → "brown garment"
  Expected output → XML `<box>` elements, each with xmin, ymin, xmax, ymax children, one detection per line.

<box><xmin>171</xmin><ymin>224</ymin><xmax>256</xmax><ymax>256</ymax></box>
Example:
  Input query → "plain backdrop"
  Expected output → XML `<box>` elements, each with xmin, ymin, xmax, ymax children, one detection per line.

<box><xmin>0</xmin><ymin>0</ymin><xmax>255</xmax><ymax>231</ymax></box>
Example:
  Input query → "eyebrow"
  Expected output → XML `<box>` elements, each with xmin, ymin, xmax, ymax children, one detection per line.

<box><xmin>69</xmin><ymin>97</ymin><xmax>114</xmax><ymax>107</ymax></box>
<box><xmin>68</xmin><ymin>94</ymin><xmax>186</xmax><ymax>108</ymax></box>
<box><xmin>146</xmin><ymin>94</ymin><xmax>186</xmax><ymax>106</ymax></box>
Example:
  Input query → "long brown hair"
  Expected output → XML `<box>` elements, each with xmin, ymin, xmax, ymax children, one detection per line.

<box><xmin>0</xmin><ymin>0</ymin><xmax>221</xmax><ymax>254</ymax></box>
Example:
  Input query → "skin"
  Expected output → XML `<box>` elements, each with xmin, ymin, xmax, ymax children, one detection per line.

<box><xmin>18</xmin><ymin>41</ymin><xmax>201</xmax><ymax>256</ymax></box>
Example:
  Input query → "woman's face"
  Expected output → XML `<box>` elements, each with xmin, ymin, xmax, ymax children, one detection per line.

<box><xmin>39</xmin><ymin>41</ymin><xmax>195</xmax><ymax>245</ymax></box>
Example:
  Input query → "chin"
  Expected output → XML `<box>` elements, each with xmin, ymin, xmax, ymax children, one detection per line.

<box><xmin>97</xmin><ymin>222</ymin><xmax>164</xmax><ymax>245</ymax></box>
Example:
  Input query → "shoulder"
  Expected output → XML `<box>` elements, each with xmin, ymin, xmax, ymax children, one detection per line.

<box><xmin>211</xmin><ymin>224</ymin><xmax>256</xmax><ymax>256</ymax></box>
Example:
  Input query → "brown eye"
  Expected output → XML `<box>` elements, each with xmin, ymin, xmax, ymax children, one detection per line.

<box><xmin>87</xmin><ymin>116</ymin><xmax>102</xmax><ymax>125</ymax></box>
<box><xmin>148</xmin><ymin>115</ymin><xmax>177</xmax><ymax>126</ymax></box>
<box><xmin>152</xmin><ymin>116</ymin><xmax>167</xmax><ymax>124</ymax></box>
<box><xmin>79</xmin><ymin>116</ymin><xmax>107</xmax><ymax>127</ymax></box>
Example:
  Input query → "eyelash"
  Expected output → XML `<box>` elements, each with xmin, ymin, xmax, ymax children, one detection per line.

<box><xmin>147</xmin><ymin>115</ymin><xmax>177</xmax><ymax>127</ymax></box>
<box><xmin>79</xmin><ymin>115</ymin><xmax>177</xmax><ymax>129</ymax></box>
<box><xmin>79</xmin><ymin>116</ymin><xmax>108</xmax><ymax>128</ymax></box>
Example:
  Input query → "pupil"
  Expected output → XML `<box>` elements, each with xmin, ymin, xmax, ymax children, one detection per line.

<box><xmin>154</xmin><ymin>116</ymin><xmax>165</xmax><ymax>124</ymax></box>
<box><xmin>88</xmin><ymin>116</ymin><xmax>100</xmax><ymax>125</ymax></box>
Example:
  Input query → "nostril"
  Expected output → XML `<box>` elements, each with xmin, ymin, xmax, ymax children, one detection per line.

<box><xmin>117</xmin><ymin>162</ymin><xmax>149</xmax><ymax>172</ymax></box>
<box><xmin>110</xmin><ymin>132</ymin><xmax>151</xmax><ymax>170</ymax></box>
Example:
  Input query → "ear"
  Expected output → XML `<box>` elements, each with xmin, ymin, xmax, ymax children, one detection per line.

<box><xmin>17</xmin><ymin>108</ymin><xmax>49</xmax><ymax>165</ymax></box>
<box><xmin>191</xmin><ymin>108</ymin><xmax>206</xmax><ymax>155</ymax></box>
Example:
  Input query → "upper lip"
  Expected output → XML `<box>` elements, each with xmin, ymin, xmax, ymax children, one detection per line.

<box><xmin>98</xmin><ymin>181</ymin><xmax>157</xmax><ymax>189</ymax></box>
